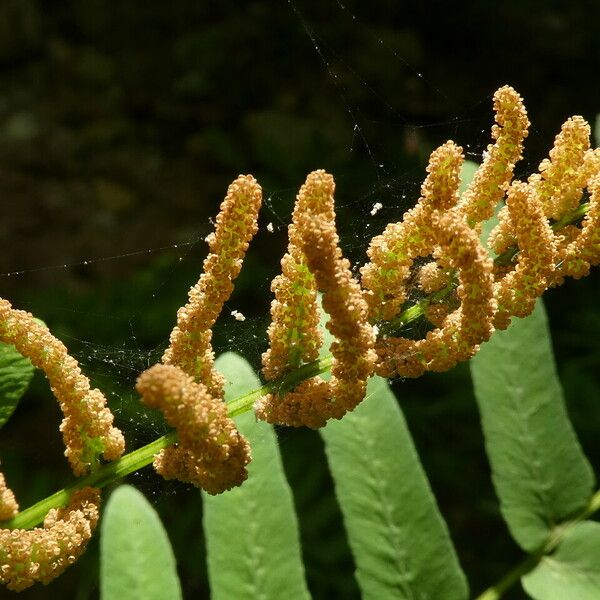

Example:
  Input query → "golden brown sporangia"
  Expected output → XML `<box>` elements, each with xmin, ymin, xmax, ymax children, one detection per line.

<box><xmin>162</xmin><ymin>174</ymin><xmax>262</xmax><ymax>398</ymax></box>
<box><xmin>0</xmin><ymin>488</ymin><xmax>100</xmax><ymax>591</ymax></box>
<box><xmin>0</xmin><ymin>299</ymin><xmax>125</xmax><ymax>475</ymax></box>
<box><xmin>255</xmin><ymin>170</ymin><xmax>376</xmax><ymax>428</ymax></box>
<box><xmin>136</xmin><ymin>364</ymin><xmax>251</xmax><ymax>494</ymax></box>
<box><xmin>0</xmin><ymin>300</ymin><xmax>122</xmax><ymax>589</ymax></box>
<box><xmin>1</xmin><ymin>85</ymin><xmax>599</xmax><ymax>591</ymax></box>
<box><xmin>136</xmin><ymin>175</ymin><xmax>259</xmax><ymax>492</ymax></box>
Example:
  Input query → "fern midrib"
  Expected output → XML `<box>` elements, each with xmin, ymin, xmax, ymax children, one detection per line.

<box><xmin>501</xmin><ymin>365</ymin><xmax>555</xmax><ymax>530</ymax></box>
<box><xmin>353</xmin><ymin>407</ymin><xmax>418</xmax><ymax>600</ymax></box>
<box><xmin>243</xmin><ymin>497</ymin><xmax>268</xmax><ymax>600</ymax></box>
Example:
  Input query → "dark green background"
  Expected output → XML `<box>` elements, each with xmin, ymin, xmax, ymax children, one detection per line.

<box><xmin>1</xmin><ymin>1</ymin><xmax>599</xmax><ymax>598</ymax></box>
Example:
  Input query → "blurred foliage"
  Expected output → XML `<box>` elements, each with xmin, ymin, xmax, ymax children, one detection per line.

<box><xmin>0</xmin><ymin>0</ymin><xmax>599</xmax><ymax>598</ymax></box>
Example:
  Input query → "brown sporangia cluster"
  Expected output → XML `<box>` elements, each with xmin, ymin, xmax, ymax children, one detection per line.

<box><xmin>136</xmin><ymin>364</ymin><xmax>251</xmax><ymax>494</ymax></box>
<box><xmin>162</xmin><ymin>174</ymin><xmax>262</xmax><ymax>398</ymax></box>
<box><xmin>255</xmin><ymin>170</ymin><xmax>376</xmax><ymax>428</ymax></box>
<box><xmin>261</xmin><ymin>174</ymin><xmax>323</xmax><ymax>382</ymax></box>
<box><xmin>0</xmin><ymin>488</ymin><xmax>100</xmax><ymax>591</ymax></box>
<box><xmin>359</xmin><ymin>85</ymin><xmax>600</xmax><ymax>378</ymax></box>
<box><xmin>361</xmin><ymin>140</ymin><xmax>497</xmax><ymax>378</ymax></box>
<box><xmin>0</xmin><ymin>299</ymin><xmax>125</xmax><ymax>475</ymax></box>
<box><xmin>1</xmin><ymin>86</ymin><xmax>599</xmax><ymax>592</ymax></box>
<box><xmin>0</xmin><ymin>473</ymin><xmax>18</xmax><ymax>521</ymax></box>
<box><xmin>0</xmin><ymin>299</ymin><xmax>122</xmax><ymax>589</ymax></box>
<box><xmin>135</xmin><ymin>175</ymin><xmax>259</xmax><ymax>493</ymax></box>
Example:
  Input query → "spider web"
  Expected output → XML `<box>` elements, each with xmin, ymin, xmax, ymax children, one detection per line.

<box><xmin>0</xmin><ymin>0</ymin><xmax>591</xmax><ymax>506</ymax></box>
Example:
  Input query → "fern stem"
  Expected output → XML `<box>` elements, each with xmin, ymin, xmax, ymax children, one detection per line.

<box><xmin>474</xmin><ymin>488</ymin><xmax>600</xmax><ymax>599</ymax></box>
<box><xmin>474</xmin><ymin>553</ymin><xmax>540</xmax><ymax>600</ymax></box>
<box><xmin>1</xmin><ymin>201</ymin><xmax>591</xmax><ymax>533</ymax></box>
<box><xmin>2</xmin><ymin>356</ymin><xmax>334</xmax><ymax>530</ymax></box>
<box><xmin>4</xmin><ymin>432</ymin><xmax>178</xmax><ymax>530</ymax></box>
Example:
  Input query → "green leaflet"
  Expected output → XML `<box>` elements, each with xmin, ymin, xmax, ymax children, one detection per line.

<box><xmin>320</xmin><ymin>375</ymin><xmax>469</xmax><ymax>600</ymax></box>
<box><xmin>470</xmin><ymin>300</ymin><xmax>595</xmax><ymax>552</ymax></box>
<box><xmin>479</xmin><ymin>202</ymin><xmax>501</xmax><ymax>257</ymax></box>
<box><xmin>100</xmin><ymin>485</ymin><xmax>182</xmax><ymax>600</ymax></box>
<box><xmin>522</xmin><ymin>521</ymin><xmax>600</xmax><ymax>599</ymax></box>
<box><xmin>0</xmin><ymin>341</ymin><xmax>34</xmax><ymax>428</ymax></box>
<box><xmin>459</xmin><ymin>158</ymin><xmax>501</xmax><ymax>255</ymax></box>
<box><xmin>459</xmin><ymin>159</ymin><xmax>479</xmax><ymax>197</ymax></box>
<box><xmin>203</xmin><ymin>352</ymin><xmax>310</xmax><ymax>600</ymax></box>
